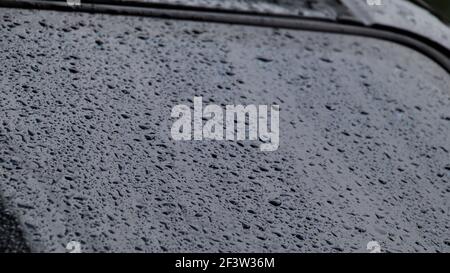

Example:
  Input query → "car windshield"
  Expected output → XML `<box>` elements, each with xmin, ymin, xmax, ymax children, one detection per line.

<box><xmin>410</xmin><ymin>0</ymin><xmax>450</xmax><ymax>23</ymax></box>
<box><xmin>8</xmin><ymin>0</ymin><xmax>448</xmax><ymax>26</ymax></box>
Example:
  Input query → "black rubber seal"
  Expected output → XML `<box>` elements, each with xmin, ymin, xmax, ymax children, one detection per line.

<box><xmin>0</xmin><ymin>196</ymin><xmax>30</xmax><ymax>253</ymax></box>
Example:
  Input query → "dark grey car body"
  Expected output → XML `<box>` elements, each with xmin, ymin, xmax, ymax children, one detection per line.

<box><xmin>0</xmin><ymin>0</ymin><xmax>449</xmax><ymax>252</ymax></box>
